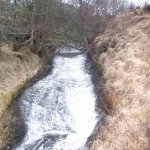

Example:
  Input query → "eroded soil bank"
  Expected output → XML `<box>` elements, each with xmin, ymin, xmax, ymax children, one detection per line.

<box><xmin>88</xmin><ymin>11</ymin><xmax>150</xmax><ymax>150</ymax></box>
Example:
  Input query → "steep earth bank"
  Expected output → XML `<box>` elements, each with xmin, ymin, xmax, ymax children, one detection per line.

<box><xmin>0</xmin><ymin>43</ymin><xmax>55</xmax><ymax>149</ymax></box>
<box><xmin>89</xmin><ymin>11</ymin><xmax>150</xmax><ymax>150</ymax></box>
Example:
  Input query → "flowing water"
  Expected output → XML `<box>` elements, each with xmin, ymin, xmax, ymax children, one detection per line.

<box><xmin>14</xmin><ymin>48</ymin><xmax>99</xmax><ymax>150</ymax></box>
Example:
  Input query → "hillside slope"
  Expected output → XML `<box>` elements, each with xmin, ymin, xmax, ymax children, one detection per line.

<box><xmin>90</xmin><ymin>11</ymin><xmax>150</xmax><ymax>150</ymax></box>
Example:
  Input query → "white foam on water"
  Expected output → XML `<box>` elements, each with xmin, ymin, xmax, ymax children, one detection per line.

<box><xmin>15</xmin><ymin>48</ymin><xmax>98</xmax><ymax>150</ymax></box>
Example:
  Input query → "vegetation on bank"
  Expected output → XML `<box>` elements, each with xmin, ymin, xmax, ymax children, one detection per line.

<box><xmin>0</xmin><ymin>43</ymin><xmax>41</xmax><ymax>148</ymax></box>
<box><xmin>0</xmin><ymin>43</ymin><xmax>41</xmax><ymax>117</ymax></box>
<box><xmin>90</xmin><ymin>8</ymin><xmax>150</xmax><ymax>150</ymax></box>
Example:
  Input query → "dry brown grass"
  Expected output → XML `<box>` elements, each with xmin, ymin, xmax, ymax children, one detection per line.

<box><xmin>0</xmin><ymin>43</ymin><xmax>41</xmax><ymax>148</ymax></box>
<box><xmin>90</xmin><ymin>11</ymin><xmax>150</xmax><ymax>150</ymax></box>
<box><xmin>0</xmin><ymin>43</ymin><xmax>41</xmax><ymax>117</ymax></box>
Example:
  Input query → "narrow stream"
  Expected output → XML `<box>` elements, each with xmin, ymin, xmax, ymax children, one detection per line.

<box><xmin>14</xmin><ymin>48</ymin><xmax>99</xmax><ymax>150</ymax></box>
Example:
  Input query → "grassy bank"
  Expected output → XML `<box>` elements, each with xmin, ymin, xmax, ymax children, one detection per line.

<box><xmin>0</xmin><ymin>43</ymin><xmax>42</xmax><ymax>148</ymax></box>
<box><xmin>90</xmin><ymin>11</ymin><xmax>150</xmax><ymax>150</ymax></box>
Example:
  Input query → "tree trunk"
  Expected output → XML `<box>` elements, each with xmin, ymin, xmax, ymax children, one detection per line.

<box><xmin>14</xmin><ymin>0</ymin><xmax>17</xmax><ymax>6</ymax></box>
<box><xmin>30</xmin><ymin>1</ymin><xmax>35</xmax><ymax>47</ymax></box>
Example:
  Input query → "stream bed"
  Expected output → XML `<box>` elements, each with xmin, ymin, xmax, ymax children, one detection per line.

<box><xmin>10</xmin><ymin>47</ymin><xmax>101</xmax><ymax>150</ymax></box>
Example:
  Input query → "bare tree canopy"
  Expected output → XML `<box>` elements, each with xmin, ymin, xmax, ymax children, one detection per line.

<box><xmin>0</xmin><ymin>0</ymin><xmax>130</xmax><ymax>50</ymax></box>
